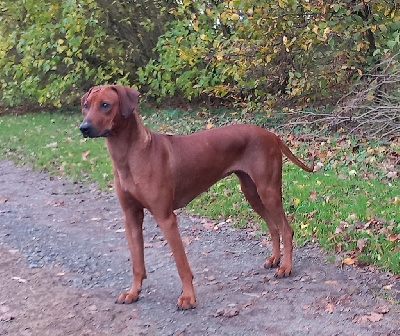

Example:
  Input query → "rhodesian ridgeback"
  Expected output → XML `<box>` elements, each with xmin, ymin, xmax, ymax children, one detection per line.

<box><xmin>79</xmin><ymin>85</ymin><xmax>314</xmax><ymax>309</ymax></box>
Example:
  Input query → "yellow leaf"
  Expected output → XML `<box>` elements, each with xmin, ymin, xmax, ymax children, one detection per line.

<box><xmin>57</xmin><ymin>39</ymin><xmax>64</xmax><ymax>45</ymax></box>
<box><xmin>294</xmin><ymin>198</ymin><xmax>301</xmax><ymax>205</ymax></box>
<box><xmin>206</xmin><ymin>122</ymin><xmax>213</xmax><ymax>129</ymax></box>
<box><xmin>231</xmin><ymin>13</ymin><xmax>240</xmax><ymax>21</ymax></box>
<box><xmin>342</xmin><ymin>257</ymin><xmax>355</xmax><ymax>265</ymax></box>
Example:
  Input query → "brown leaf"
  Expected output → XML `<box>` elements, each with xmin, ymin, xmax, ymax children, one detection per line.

<box><xmin>202</xmin><ymin>221</ymin><xmax>216</xmax><ymax>231</ymax></box>
<box><xmin>242</xmin><ymin>301</ymin><xmax>253</xmax><ymax>308</ymax></box>
<box><xmin>182</xmin><ymin>236</ymin><xmax>193</xmax><ymax>246</ymax></box>
<box><xmin>353</xmin><ymin>312</ymin><xmax>384</xmax><ymax>323</ymax></box>
<box><xmin>374</xmin><ymin>305</ymin><xmax>390</xmax><ymax>314</ymax></box>
<box><xmin>215</xmin><ymin>307</ymin><xmax>239</xmax><ymax>318</ymax></box>
<box><xmin>336</xmin><ymin>243</ymin><xmax>342</xmax><ymax>252</ymax></box>
<box><xmin>357</xmin><ymin>238</ymin><xmax>367</xmax><ymax>252</ymax></box>
<box><xmin>82</xmin><ymin>150</ymin><xmax>90</xmax><ymax>161</ymax></box>
<box><xmin>367</xmin><ymin>312</ymin><xmax>383</xmax><ymax>322</ymax></box>
<box><xmin>388</xmin><ymin>233</ymin><xmax>399</xmax><ymax>242</ymax></box>
<box><xmin>308</xmin><ymin>190</ymin><xmax>317</xmax><ymax>201</ymax></box>
<box><xmin>325</xmin><ymin>303</ymin><xmax>336</xmax><ymax>314</ymax></box>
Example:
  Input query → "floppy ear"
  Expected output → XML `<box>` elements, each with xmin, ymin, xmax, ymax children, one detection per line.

<box><xmin>111</xmin><ymin>85</ymin><xmax>140</xmax><ymax>118</ymax></box>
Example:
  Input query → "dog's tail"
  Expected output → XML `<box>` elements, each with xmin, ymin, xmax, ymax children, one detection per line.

<box><xmin>279</xmin><ymin>140</ymin><xmax>314</xmax><ymax>172</ymax></box>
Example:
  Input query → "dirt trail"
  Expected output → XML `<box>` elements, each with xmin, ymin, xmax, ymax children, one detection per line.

<box><xmin>0</xmin><ymin>160</ymin><xmax>399</xmax><ymax>336</ymax></box>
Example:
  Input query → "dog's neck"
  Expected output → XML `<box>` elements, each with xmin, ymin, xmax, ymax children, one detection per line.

<box><xmin>106</xmin><ymin>110</ymin><xmax>152</xmax><ymax>163</ymax></box>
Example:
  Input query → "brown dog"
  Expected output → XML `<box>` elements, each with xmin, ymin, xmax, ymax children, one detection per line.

<box><xmin>79</xmin><ymin>85</ymin><xmax>313</xmax><ymax>309</ymax></box>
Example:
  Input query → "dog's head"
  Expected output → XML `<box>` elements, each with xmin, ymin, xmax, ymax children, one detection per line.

<box><xmin>79</xmin><ymin>85</ymin><xmax>140</xmax><ymax>138</ymax></box>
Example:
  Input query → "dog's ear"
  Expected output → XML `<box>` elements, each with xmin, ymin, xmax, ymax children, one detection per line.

<box><xmin>111</xmin><ymin>85</ymin><xmax>140</xmax><ymax>118</ymax></box>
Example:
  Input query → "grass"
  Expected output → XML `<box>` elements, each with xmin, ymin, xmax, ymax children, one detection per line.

<box><xmin>0</xmin><ymin>108</ymin><xmax>399</xmax><ymax>274</ymax></box>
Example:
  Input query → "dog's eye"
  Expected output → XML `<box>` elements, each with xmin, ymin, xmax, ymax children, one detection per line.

<box><xmin>101</xmin><ymin>102</ymin><xmax>110</xmax><ymax>109</ymax></box>
<box><xmin>83</xmin><ymin>102</ymin><xmax>89</xmax><ymax>109</ymax></box>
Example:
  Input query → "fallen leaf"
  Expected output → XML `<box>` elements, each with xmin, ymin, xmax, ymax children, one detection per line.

<box><xmin>388</xmin><ymin>233</ymin><xmax>399</xmax><ymax>242</ymax></box>
<box><xmin>206</xmin><ymin>122</ymin><xmax>214</xmax><ymax>129</ymax></box>
<box><xmin>325</xmin><ymin>303</ymin><xmax>336</xmax><ymax>314</ymax></box>
<box><xmin>367</xmin><ymin>312</ymin><xmax>383</xmax><ymax>322</ymax></box>
<box><xmin>82</xmin><ymin>150</ymin><xmax>90</xmax><ymax>161</ymax></box>
<box><xmin>182</xmin><ymin>236</ymin><xmax>193</xmax><ymax>246</ymax></box>
<box><xmin>0</xmin><ymin>198</ymin><xmax>8</xmax><ymax>204</ymax></box>
<box><xmin>324</xmin><ymin>280</ymin><xmax>338</xmax><ymax>285</ymax></box>
<box><xmin>115</xmin><ymin>228</ymin><xmax>125</xmax><ymax>233</ymax></box>
<box><xmin>308</xmin><ymin>190</ymin><xmax>317</xmax><ymax>201</ymax></box>
<box><xmin>374</xmin><ymin>305</ymin><xmax>390</xmax><ymax>314</ymax></box>
<box><xmin>342</xmin><ymin>257</ymin><xmax>355</xmax><ymax>266</ymax></box>
<box><xmin>202</xmin><ymin>221</ymin><xmax>216</xmax><ymax>231</ymax></box>
<box><xmin>357</xmin><ymin>238</ymin><xmax>367</xmax><ymax>252</ymax></box>
<box><xmin>215</xmin><ymin>307</ymin><xmax>239</xmax><ymax>318</ymax></box>
<box><xmin>242</xmin><ymin>301</ymin><xmax>253</xmax><ymax>308</ymax></box>
<box><xmin>353</xmin><ymin>312</ymin><xmax>384</xmax><ymax>323</ymax></box>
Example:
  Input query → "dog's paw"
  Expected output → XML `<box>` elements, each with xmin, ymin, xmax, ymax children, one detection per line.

<box><xmin>273</xmin><ymin>266</ymin><xmax>292</xmax><ymax>278</ymax></box>
<box><xmin>177</xmin><ymin>295</ymin><xmax>196</xmax><ymax>310</ymax></box>
<box><xmin>264</xmin><ymin>256</ymin><xmax>280</xmax><ymax>269</ymax></box>
<box><xmin>116</xmin><ymin>290</ymin><xmax>140</xmax><ymax>304</ymax></box>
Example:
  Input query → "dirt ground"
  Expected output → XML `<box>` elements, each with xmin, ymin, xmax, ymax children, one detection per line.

<box><xmin>0</xmin><ymin>160</ymin><xmax>399</xmax><ymax>336</ymax></box>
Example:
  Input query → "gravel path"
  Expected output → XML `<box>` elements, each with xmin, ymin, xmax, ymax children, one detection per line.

<box><xmin>0</xmin><ymin>160</ymin><xmax>399</xmax><ymax>335</ymax></box>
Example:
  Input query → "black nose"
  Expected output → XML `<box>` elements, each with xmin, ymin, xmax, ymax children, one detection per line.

<box><xmin>79</xmin><ymin>121</ymin><xmax>91</xmax><ymax>137</ymax></box>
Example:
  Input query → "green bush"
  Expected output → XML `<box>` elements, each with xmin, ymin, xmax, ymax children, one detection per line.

<box><xmin>139</xmin><ymin>0</ymin><xmax>400</xmax><ymax>110</ymax></box>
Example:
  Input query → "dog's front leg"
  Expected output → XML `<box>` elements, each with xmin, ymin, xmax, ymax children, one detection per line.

<box><xmin>155</xmin><ymin>212</ymin><xmax>196</xmax><ymax>310</ymax></box>
<box><xmin>116</xmin><ymin>206</ymin><xmax>147</xmax><ymax>304</ymax></box>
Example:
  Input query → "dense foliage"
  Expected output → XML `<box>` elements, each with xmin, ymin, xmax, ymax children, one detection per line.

<box><xmin>0</xmin><ymin>0</ymin><xmax>399</xmax><ymax>110</ymax></box>
<box><xmin>140</xmin><ymin>0</ymin><xmax>400</xmax><ymax>110</ymax></box>
<box><xmin>0</xmin><ymin>0</ymin><xmax>172</xmax><ymax>106</ymax></box>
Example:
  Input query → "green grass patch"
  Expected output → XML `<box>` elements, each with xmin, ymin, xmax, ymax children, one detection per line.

<box><xmin>0</xmin><ymin>108</ymin><xmax>399</xmax><ymax>274</ymax></box>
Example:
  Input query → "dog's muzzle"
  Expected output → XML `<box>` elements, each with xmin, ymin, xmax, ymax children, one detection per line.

<box><xmin>79</xmin><ymin>121</ymin><xmax>110</xmax><ymax>138</ymax></box>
